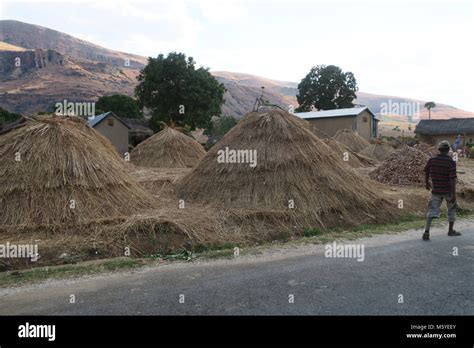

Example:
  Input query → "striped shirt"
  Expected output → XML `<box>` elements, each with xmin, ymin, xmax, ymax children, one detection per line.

<box><xmin>424</xmin><ymin>154</ymin><xmax>457</xmax><ymax>194</ymax></box>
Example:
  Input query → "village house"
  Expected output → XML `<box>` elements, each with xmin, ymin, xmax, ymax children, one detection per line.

<box><xmin>121</xmin><ymin>117</ymin><xmax>153</xmax><ymax>147</ymax></box>
<box><xmin>415</xmin><ymin>118</ymin><xmax>474</xmax><ymax>146</ymax></box>
<box><xmin>294</xmin><ymin>106</ymin><xmax>379</xmax><ymax>141</ymax></box>
<box><xmin>88</xmin><ymin>111</ymin><xmax>130</xmax><ymax>156</ymax></box>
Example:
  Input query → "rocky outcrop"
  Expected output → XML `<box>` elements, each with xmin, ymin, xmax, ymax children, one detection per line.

<box><xmin>0</xmin><ymin>20</ymin><xmax>146</xmax><ymax>69</ymax></box>
<box><xmin>0</xmin><ymin>49</ymin><xmax>65</xmax><ymax>79</ymax></box>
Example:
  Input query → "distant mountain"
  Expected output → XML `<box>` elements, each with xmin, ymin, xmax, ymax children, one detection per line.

<box><xmin>0</xmin><ymin>20</ymin><xmax>146</xmax><ymax>68</ymax></box>
<box><xmin>212</xmin><ymin>71</ymin><xmax>474</xmax><ymax>120</ymax></box>
<box><xmin>0</xmin><ymin>20</ymin><xmax>472</xmax><ymax>121</ymax></box>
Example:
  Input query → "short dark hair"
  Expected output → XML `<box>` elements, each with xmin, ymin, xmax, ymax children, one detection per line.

<box><xmin>439</xmin><ymin>147</ymin><xmax>449</xmax><ymax>154</ymax></box>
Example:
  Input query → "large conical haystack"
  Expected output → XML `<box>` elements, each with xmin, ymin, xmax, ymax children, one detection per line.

<box><xmin>323</xmin><ymin>138</ymin><xmax>377</xmax><ymax>168</ymax></box>
<box><xmin>359</xmin><ymin>143</ymin><xmax>395</xmax><ymax>161</ymax></box>
<box><xmin>334</xmin><ymin>128</ymin><xmax>370</xmax><ymax>152</ymax></box>
<box><xmin>369</xmin><ymin>145</ymin><xmax>430</xmax><ymax>186</ymax></box>
<box><xmin>0</xmin><ymin>116</ymin><xmax>154</xmax><ymax>226</ymax></box>
<box><xmin>177</xmin><ymin>109</ymin><xmax>395</xmax><ymax>228</ymax></box>
<box><xmin>131</xmin><ymin>127</ymin><xmax>206</xmax><ymax>168</ymax></box>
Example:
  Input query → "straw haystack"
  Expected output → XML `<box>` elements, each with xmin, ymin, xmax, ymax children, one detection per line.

<box><xmin>323</xmin><ymin>138</ymin><xmax>376</xmax><ymax>168</ymax></box>
<box><xmin>310</xmin><ymin>125</ymin><xmax>331</xmax><ymax>139</ymax></box>
<box><xmin>359</xmin><ymin>143</ymin><xmax>395</xmax><ymax>161</ymax></box>
<box><xmin>0</xmin><ymin>116</ymin><xmax>154</xmax><ymax>226</ymax></box>
<box><xmin>177</xmin><ymin>109</ymin><xmax>394</xmax><ymax>228</ymax></box>
<box><xmin>334</xmin><ymin>129</ymin><xmax>370</xmax><ymax>152</ymax></box>
<box><xmin>131</xmin><ymin>127</ymin><xmax>206</xmax><ymax>168</ymax></box>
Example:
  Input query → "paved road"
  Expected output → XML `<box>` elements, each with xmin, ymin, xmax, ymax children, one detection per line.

<box><xmin>0</xmin><ymin>222</ymin><xmax>473</xmax><ymax>315</ymax></box>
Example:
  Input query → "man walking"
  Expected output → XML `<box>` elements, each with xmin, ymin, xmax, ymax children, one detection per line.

<box><xmin>423</xmin><ymin>140</ymin><xmax>461</xmax><ymax>241</ymax></box>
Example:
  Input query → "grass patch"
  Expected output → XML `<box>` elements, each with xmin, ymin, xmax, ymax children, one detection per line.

<box><xmin>192</xmin><ymin>242</ymin><xmax>238</xmax><ymax>253</ymax></box>
<box><xmin>149</xmin><ymin>249</ymin><xmax>194</xmax><ymax>261</ymax></box>
<box><xmin>198</xmin><ymin>249</ymin><xmax>236</xmax><ymax>260</ymax></box>
<box><xmin>0</xmin><ymin>257</ymin><xmax>148</xmax><ymax>288</ymax></box>
<box><xmin>347</xmin><ymin>214</ymin><xmax>425</xmax><ymax>234</ymax></box>
<box><xmin>303</xmin><ymin>228</ymin><xmax>323</xmax><ymax>237</ymax></box>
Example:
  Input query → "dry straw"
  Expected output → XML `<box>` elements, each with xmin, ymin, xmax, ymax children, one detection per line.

<box><xmin>323</xmin><ymin>138</ymin><xmax>376</xmax><ymax>168</ymax></box>
<box><xmin>0</xmin><ymin>116</ymin><xmax>154</xmax><ymax>226</ymax></box>
<box><xmin>359</xmin><ymin>143</ymin><xmax>395</xmax><ymax>161</ymax></box>
<box><xmin>131</xmin><ymin>127</ymin><xmax>206</xmax><ymax>168</ymax></box>
<box><xmin>334</xmin><ymin>128</ymin><xmax>370</xmax><ymax>152</ymax></box>
<box><xmin>177</xmin><ymin>109</ymin><xmax>396</xmax><ymax>228</ymax></box>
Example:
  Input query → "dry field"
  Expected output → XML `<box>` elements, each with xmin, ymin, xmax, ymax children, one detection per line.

<box><xmin>379</xmin><ymin>121</ymin><xmax>416</xmax><ymax>138</ymax></box>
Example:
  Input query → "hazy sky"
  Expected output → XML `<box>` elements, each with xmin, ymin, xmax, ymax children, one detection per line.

<box><xmin>1</xmin><ymin>0</ymin><xmax>473</xmax><ymax>110</ymax></box>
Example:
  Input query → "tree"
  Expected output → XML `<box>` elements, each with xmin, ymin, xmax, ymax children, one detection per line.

<box><xmin>204</xmin><ymin>115</ymin><xmax>238</xmax><ymax>147</ymax></box>
<box><xmin>424</xmin><ymin>101</ymin><xmax>436</xmax><ymax>120</ymax></box>
<box><xmin>205</xmin><ymin>115</ymin><xmax>237</xmax><ymax>137</ymax></box>
<box><xmin>96</xmin><ymin>94</ymin><xmax>143</xmax><ymax>119</ymax></box>
<box><xmin>135</xmin><ymin>52</ymin><xmax>225</xmax><ymax>131</ymax></box>
<box><xmin>296</xmin><ymin>65</ymin><xmax>358</xmax><ymax>112</ymax></box>
<box><xmin>0</xmin><ymin>107</ymin><xmax>22</xmax><ymax>125</ymax></box>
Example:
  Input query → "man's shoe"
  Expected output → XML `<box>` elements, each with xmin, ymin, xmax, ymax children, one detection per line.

<box><xmin>422</xmin><ymin>232</ymin><xmax>430</xmax><ymax>241</ymax></box>
<box><xmin>448</xmin><ymin>230</ymin><xmax>462</xmax><ymax>237</ymax></box>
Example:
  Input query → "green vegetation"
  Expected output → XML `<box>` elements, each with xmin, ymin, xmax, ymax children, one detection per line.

<box><xmin>135</xmin><ymin>52</ymin><xmax>225</xmax><ymax>131</ymax></box>
<box><xmin>0</xmin><ymin>258</ymin><xmax>146</xmax><ymax>288</ymax></box>
<box><xmin>0</xmin><ymin>107</ymin><xmax>22</xmax><ymax>125</ymax></box>
<box><xmin>96</xmin><ymin>94</ymin><xmax>143</xmax><ymax>119</ymax></box>
<box><xmin>150</xmin><ymin>249</ymin><xmax>193</xmax><ymax>261</ymax></box>
<box><xmin>303</xmin><ymin>228</ymin><xmax>323</xmax><ymax>237</ymax></box>
<box><xmin>296</xmin><ymin>65</ymin><xmax>358</xmax><ymax>112</ymax></box>
<box><xmin>204</xmin><ymin>115</ymin><xmax>238</xmax><ymax>148</ymax></box>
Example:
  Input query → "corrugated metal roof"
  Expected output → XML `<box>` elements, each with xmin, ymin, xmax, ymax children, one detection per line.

<box><xmin>88</xmin><ymin>112</ymin><xmax>131</xmax><ymax>129</ymax></box>
<box><xmin>415</xmin><ymin>118</ymin><xmax>474</xmax><ymax>135</ymax></box>
<box><xmin>87</xmin><ymin>112</ymin><xmax>110</xmax><ymax>127</ymax></box>
<box><xmin>294</xmin><ymin>106</ymin><xmax>375</xmax><ymax>120</ymax></box>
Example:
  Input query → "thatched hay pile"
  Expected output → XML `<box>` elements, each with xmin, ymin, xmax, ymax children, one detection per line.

<box><xmin>310</xmin><ymin>126</ymin><xmax>331</xmax><ymax>139</ymax></box>
<box><xmin>131</xmin><ymin>127</ymin><xmax>206</xmax><ymax>168</ymax></box>
<box><xmin>369</xmin><ymin>145</ymin><xmax>430</xmax><ymax>186</ymax></box>
<box><xmin>359</xmin><ymin>143</ymin><xmax>395</xmax><ymax>161</ymax></box>
<box><xmin>0</xmin><ymin>116</ymin><xmax>154</xmax><ymax>226</ymax></box>
<box><xmin>128</xmin><ymin>166</ymin><xmax>191</xmax><ymax>196</ymax></box>
<box><xmin>334</xmin><ymin>129</ymin><xmax>370</xmax><ymax>152</ymax></box>
<box><xmin>177</xmin><ymin>109</ymin><xmax>395</xmax><ymax>228</ymax></box>
<box><xmin>323</xmin><ymin>138</ymin><xmax>376</xmax><ymax>168</ymax></box>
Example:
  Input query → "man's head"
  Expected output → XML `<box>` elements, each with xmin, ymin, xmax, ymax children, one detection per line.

<box><xmin>438</xmin><ymin>140</ymin><xmax>450</xmax><ymax>154</ymax></box>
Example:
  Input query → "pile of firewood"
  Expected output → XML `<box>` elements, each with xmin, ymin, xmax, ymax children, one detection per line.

<box><xmin>369</xmin><ymin>145</ymin><xmax>430</xmax><ymax>186</ymax></box>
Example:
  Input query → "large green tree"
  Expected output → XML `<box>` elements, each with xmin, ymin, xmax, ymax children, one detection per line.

<box><xmin>96</xmin><ymin>94</ymin><xmax>143</xmax><ymax>119</ymax></box>
<box><xmin>296</xmin><ymin>65</ymin><xmax>358</xmax><ymax>112</ymax></box>
<box><xmin>135</xmin><ymin>52</ymin><xmax>225</xmax><ymax>131</ymax></box>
